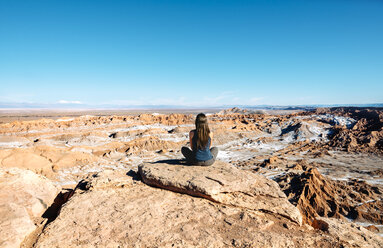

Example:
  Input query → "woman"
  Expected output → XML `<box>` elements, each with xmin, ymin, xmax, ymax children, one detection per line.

<box><xmin>181</xmin><ymin>113</ymin><xmax>218</xmax><ymax>166</ymax></box>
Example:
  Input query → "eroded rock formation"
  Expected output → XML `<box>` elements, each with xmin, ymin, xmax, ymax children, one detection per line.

<box><xmin>0</xmin><ymin>168</ymin><xmax>60</xmax><ymax>247</ymax></box>
<box><xmin>313</xmin><ymin>107</ymin><xmax>383</xmax><ymax>153</ymax></box>
<box><xmin>1</xmin><ymin>107</ymin><xmax>383</xmax><ymax>247</ymax></box>
<box><xmin>276</xmin><ymin>167</ymin><xmax>383</xmax><ymax>226</ymax></box>
<box><xmin>34</xmin><ymin>168</ymin><xmax>383</xmax><ymax>247</ymax></box>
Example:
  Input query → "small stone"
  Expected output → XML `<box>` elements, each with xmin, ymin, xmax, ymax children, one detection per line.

<box><xmin>366</xmin><ymin>225</ymin><xmax>379</xmax><ymax>233</ymax></box>
<box><xmin>240</xmin><ymin>212</ymin><xmax>248</xmax><ymax>221</ymax></box>
<box><xmin>312</xmin><ymin>218</ymin><xmax>329</xmax><ymax>232</ymax></box>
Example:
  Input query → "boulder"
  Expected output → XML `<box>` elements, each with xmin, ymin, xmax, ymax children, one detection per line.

<box><xmin>138</xmin><ymin>160</ymin><xmax>302</xmax><ymax>225</ymax></box>
<box><xmin>0</xmin><ymin>167</ymin><xmax>60</xmax><ymax>248</ymax></box>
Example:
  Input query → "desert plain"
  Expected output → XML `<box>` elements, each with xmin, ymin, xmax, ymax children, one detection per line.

<box><xmin>0</xmin><ymin>107</ymin><xmax>383</xmax><ymax>247</ymax></box>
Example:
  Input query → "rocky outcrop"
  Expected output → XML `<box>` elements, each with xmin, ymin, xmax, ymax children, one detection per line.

<box><xmin>138</xmin><ymin>161</ymin><xmax>302</xmax><ymax>225</ymax></box>
<box><xmin>276</xmin><ymin>167</ymin><xmax>383</xmax><ymax>225</ymax></box>
<box><xmin>0</xmin><ymin>167</ymin><xmax>60</xmax><ymax>248</ymax></box>
<box><xmin>313</xmin><ymin>107</ymin><xmax>383</xmax><ymax>153</ymax></box>
<box><xmin>1</xmin><ymin>108</ymin><xmax>383</xmax><ymax>246</ymax></box>
<box><xmin>314</xmin><ymin>217</ymin><xmax>383</xmax><ymax>248</ymax></box>
<box><xmin>34</xmin><ymin>168</ymin><xmax>377</xmax><ymax>248</ymax></box>
<box><xmin>218</xmin><ymin>107</ymin><xmax>265</xmax><ymax>115</ymax></box>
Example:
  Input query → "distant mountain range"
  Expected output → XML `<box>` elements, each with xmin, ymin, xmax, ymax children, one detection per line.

<box><xmin>0</xmin><ymin>102</ymin><xmax>382</xmax><ymax>110</ymax></box>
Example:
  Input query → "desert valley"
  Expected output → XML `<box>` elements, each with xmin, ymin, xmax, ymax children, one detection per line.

<box><xmin>0</xmin><ymin>107</ymin><xmax>382</xmax><ymax>247</ymax></box>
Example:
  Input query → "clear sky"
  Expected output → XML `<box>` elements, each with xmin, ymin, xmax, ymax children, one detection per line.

<box><xmin>1</xmin><ymin>0</ymin><xmax>382</xmax><ymax>107</ymax></box>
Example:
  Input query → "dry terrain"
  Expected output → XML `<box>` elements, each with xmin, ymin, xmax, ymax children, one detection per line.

<box><xmin>0</xmin><ymin>107</ymin><xmax>382</xmax><ymax>247</ymax></box>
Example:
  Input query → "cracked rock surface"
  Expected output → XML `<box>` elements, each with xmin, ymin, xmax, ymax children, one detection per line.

<box><xmin>35</xmin><ymin>168</ymin><xmax>381</xmax><ymax>248</ymax></box>
<box><xmin>139</xmin><ymin>161</ymin><xmax>302</xmax><ymax>225</ymax></box>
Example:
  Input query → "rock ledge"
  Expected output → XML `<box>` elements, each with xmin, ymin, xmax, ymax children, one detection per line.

<box><xmin>139</xmin><ymin>160</ymin><xmax>302</xmax><ymax>225</ymax></box>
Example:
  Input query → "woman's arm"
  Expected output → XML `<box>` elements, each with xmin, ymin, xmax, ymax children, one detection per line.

<box><xmin>209</xmin><ymin>132</ymin><xmax>213</xmax><ymax>148</ymax></box>
<box><xmin>189</xmin><ymin>130</ymin><xmax>194</xmax><ymax>150</ymax></box>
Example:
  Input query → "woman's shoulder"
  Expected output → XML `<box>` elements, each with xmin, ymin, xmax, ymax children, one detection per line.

<box><xmin>190</xmin><ymin>129</ymin><xmax>196</xmax><ymax>136</ymax></box>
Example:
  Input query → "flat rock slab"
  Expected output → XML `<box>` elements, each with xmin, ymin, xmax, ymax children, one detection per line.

<box><xmin>35</xmin><ymin>170</ymin><xmax>359</xmax><ymax>248</ymax></box>
<box><xmin>138</xmin><ymin>160</ymin><xmax>302</xmax><ymax>225</ymax></box>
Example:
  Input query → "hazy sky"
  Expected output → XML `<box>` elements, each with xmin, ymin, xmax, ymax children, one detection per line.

<box><xmin>1</xmin><ymin>0</ymin><xmax>382</xmax><ymax>106</ymax></box>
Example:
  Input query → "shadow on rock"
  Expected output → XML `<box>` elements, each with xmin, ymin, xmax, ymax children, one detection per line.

<box><xmin>42</xmin><ymin>189</ymin><xmax>75</xmax><ymax>224</ymax></box>
<box><xmin>152</xmin><ymin>159</ymin><xmax>189</xmax><ymax>165</ymax></box>
<box><xmin>126</xmin><ymin>169</ymin><xmax>141</xmax><ymax>181</ymax></box>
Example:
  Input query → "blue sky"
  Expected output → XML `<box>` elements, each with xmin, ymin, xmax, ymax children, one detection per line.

<box><xmin>0</xmin><ymin>0</ymin><xmax>382</xmax><ymax>107</ymax></box>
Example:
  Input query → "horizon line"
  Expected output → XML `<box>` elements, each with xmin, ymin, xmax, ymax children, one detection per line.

<box><xmin>1</xmin><ymin>102</ymin><xmax>383</xmax><ymax>111</ymax></box>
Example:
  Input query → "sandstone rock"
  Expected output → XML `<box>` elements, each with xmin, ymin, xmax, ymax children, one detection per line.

<box><xmin>311</xmin><ymin>218</ymin><xmax>329</xmax><ymax>231</ymax></box>
<box><xmin>349</xmin><ymin>199</ymin><xmax>383</xmax><ymax>224</ymax></box>
<box><xmin>168</xmin><ymin>126</ymin><xmax>190</xmax><ymax>134</ymax></box>
<box><xmin>35</xmin><ymin>170</ymin><xmax>348</xmax><ymax>247</ymax></box>
<box><xmin>79</xmin><ymin>169</ymin><xmax>135</xmax><ymax>190</ymax></box>
<box><xmin>138</xmin><ymin>113</ymin><xmax>193</xmax><ymax>125</ymax></box>
<box><xmin>89</xmin><ymin>136</ymin><xmax>182</xmax><ymax>157</ymax></box>
<box><xmin>0</xmin><ymin>203</ymin><xmax>36</xmax><ymax>248</ymax></box>
<box><xmin>52</xmin><ymin>151</ymin><xmax>98</xmax><ymax>170</ymax></box>
<box><xmin>218</xmin><ymin>107</ymin><xmax>264</xmax><ymax>115</ymax></box>
<box><xmin>315</xmin><ymin>217</ymin><xmax>383</xmax><ymax>248</ymax></box>
<box><xmin>315</xmin><ymin>107</ymin><xmax>383</xmax><ymax>154</ymax></box>
<box><xmin>0</xmin><ymin>149</ymin><xmax>54</xmax><ymax>177</ymax></box>
<box><xmin>269</xmin><ymin>156</ymin><xmax>279</xmax><ymax>163</ymax></box>
<box><xmin>0</xmin><ymin>167</ymin><xmax>60</xmax><ymax>248</ymax></box>
<box><xmin>366</xmin><ymin>225</ymin><xmax>380</xmax><ymax>233</ymax></box>
<box><xmin>1</xmin><ymin>109</ymin><xmax>383</xmax><ymax>247</ymax></box>
<box><xmin>281</xmin><ymin>122</ymin><xmax>322</xmax><ymax>141</ymax></box>
<box><xmin>118</xmin><ymin>136</ymin><xmax>181</xmax><ymax>153</ymax></box>
<box><xmin>276</xmin><ymin>167</ymin><xmax>383</xmax><ymax>225</ymax></box>
<box><xmin>138</xmin><ymin>161</ymin><xmax>302</xmax><ymax>225</ymax></box>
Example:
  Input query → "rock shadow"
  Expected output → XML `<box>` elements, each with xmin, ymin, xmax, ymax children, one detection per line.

<box><xmin>126</xmin><ymin>169</ymin><xmax>141</xmax><ymax>181</ymax></box>
<box><xmin>152</xmin><ymin>159</ymin><xmax>190</xmax><ymax>166</ymax></box>
<box><xmin>42</xmin><ymin>188</ymin><xmax>75</xmax><ymax>224</ymax></box>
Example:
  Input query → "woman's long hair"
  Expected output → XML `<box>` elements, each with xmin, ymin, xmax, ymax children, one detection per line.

<box><xmin>195</xmin><ymin>113</ymin><xmax>210</xmax><ymax>149</ymax></box>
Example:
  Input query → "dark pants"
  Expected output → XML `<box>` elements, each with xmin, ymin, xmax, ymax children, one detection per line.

<box><xmin>181</xmin><ymin>147</ymin><xmax>218</xmax><ymax>166</ymax></box>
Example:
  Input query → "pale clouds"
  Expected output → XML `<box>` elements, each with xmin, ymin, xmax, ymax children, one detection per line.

<box><xmin>248</xmin><ymin>97</ymin><xmax>264</xmax><ymax>104</ymax></box>
<box><xmin>58</xmin><ymin>100</ymin><xmax>83</xmax><ymax>104</ymax></box>
<box><xmin>200</xmin><ymin>92</ymin><xmax>264</xmax><ymax>106</ymax></box>
<box><xmin>55</xmin><ymin>93</ymin><xmax>265</xmax><ymax>107</ymax></box>
<box><xmin>106</xmin><ymin>97</ymin><xmax>187</xmax><ymax>106</ymax></box>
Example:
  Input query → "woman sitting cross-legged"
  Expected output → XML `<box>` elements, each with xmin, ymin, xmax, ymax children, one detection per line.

<box><xmin>181</xmin><ymin>113</ymin><xmax>218</xmax><ymax>166</ymax></box>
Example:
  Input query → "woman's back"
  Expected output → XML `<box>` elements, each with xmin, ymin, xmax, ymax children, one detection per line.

<box><xmin>181</xmin><ymin>113</ymin><xmax>218</xmax><ymax>166</ymax></box>
<box><xmin>191</xmin><ymin>130</ymin><xmax>213</xmax><ymax>161</ymax></box>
